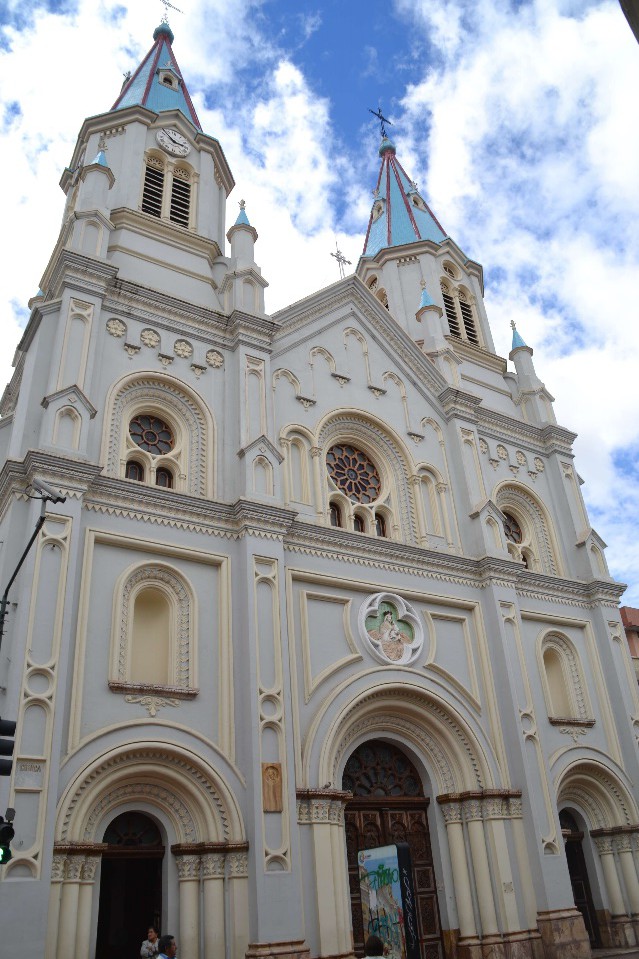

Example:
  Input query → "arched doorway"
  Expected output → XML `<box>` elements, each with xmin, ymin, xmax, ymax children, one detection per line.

<box><xmin>342</xmin><ymin>739</ymin><xmax>444</xmax><ymax>959</ymax></box>
<box><xmin>96</xmin><ymin>811</ymin><xmax>164</xmax><ymax>959</ymax></box>
<box><xmin>559</xmin><ymin>810</ymin><xmax>601</xmax><ymax>947</ymax></box>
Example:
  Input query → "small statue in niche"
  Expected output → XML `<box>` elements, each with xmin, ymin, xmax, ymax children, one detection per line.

<box><xmin>366</xmin><ymin>604</ymin><xmax>413</xmax><ymax>663</ymax></box>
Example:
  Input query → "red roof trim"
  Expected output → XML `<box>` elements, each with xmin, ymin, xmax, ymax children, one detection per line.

<box><xmin>395</xmin><ymin>157</ymin><xmax>447</xmax><ymax>236</ymax></box>
<box><xmin>111</xmin><ymin>38</ymin><xmax>158</xmax><ymax>111</ymax></box>
<box><xmin>362</xmin><ymin>154</ymin><xmax>385</xmax><ymax>254</ymax></box>
<box><xmin>141</xmin><ymin>38</ymin><xmax>164</xmax><ymax>107</ymax></box>
<box><xmin>391</xmin><ymin>155</ymin><xmax>421</xmax><ymax>241</ymax></box>
<box><xmin>385</xmin><ymin>156</ymin><xmax>392</xmax><ymax>248</ymax></box>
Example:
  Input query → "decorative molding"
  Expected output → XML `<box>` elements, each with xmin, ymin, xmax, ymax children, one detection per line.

<box><xmin>123</xmin><ymin>694</ymin><xmax>181</xmax><ymax>717</ymax></box>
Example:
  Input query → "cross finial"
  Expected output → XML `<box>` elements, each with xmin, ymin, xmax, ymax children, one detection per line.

<box><xmin>510</xmin><ymin>320</ymin><xmax>516</xmax><ymax>331</ymax></box>
<box><xmin>369</xmin><ymin>106</ymin><xmax>392</xmax><ymax>138</ymax></box>
<box><xmin>330</xmin><ymin>240</ymin><xmax>352</xmax><ymax>280</ymax></box>
<box><xmin>160</xmin><ymin>0</ymin><xmax>183</xmax><ymax>24</ymax></box>
<box><xmin>98</xmin><ymin>134</ymin><xmax>107</xmax><ymax>152</ymax></box>
<box><xmin>239</xmin><ymin>199</ymin><xmax>246</xmax><ymax>210</ymax></box>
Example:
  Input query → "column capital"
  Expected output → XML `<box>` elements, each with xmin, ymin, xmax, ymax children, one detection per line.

<box><xmin>201</xmin><ymin>852</ymin><xmax>226</xmax><ymax>879</ymax></box>
<box><xmin>175</xmin><ymin>853</ymin><xmax>200</xmax><ymax>880</ymax></box>
<box><xmin>227</xmin><ymin>850</ymin><xmax>249</xmax><ymax>878</ymax></box>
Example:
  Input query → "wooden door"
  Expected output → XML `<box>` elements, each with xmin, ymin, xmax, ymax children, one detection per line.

<box><xmin>342</xmin><ymin>741</ymin><xmax>444</xmax><ymax>959</ymax></box>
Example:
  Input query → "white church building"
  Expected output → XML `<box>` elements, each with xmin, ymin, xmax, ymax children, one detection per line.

<box><xmin>1</xmin><ymin>20</ymin><xmax>638</xmax><ymax>959</ymax></box>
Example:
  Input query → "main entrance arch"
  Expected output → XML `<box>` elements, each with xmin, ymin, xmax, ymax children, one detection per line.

<box><xmin>96</xmin><ymin>811</ymin><xmax>164</xmax><ymax>959</ymax></box>
<box><xmin>342</xmin><ymin>740</ymin><xmax>444</xmax><ymax>959</ymax></box>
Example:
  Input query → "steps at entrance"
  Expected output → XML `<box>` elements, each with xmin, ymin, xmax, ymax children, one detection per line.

<box><xmin>592</xmin><ymin>949</ymin><xmax>639</xmax><ymax>959</ymax></box>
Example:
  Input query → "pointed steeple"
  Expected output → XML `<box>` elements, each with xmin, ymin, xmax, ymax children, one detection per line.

<box><xmin>363</xmin><ymin>135</ymin><xmax>447</xmax><ymax>257</ymax></box>
<box><xmin>112</xmin><ymin>22</ymin><xmax>202</xmax><ymax>131</ymax></box>
<box><xmin>511</xmin><ymin>321</ymin><xmax>527</xmax><ymax>351</ymax></box>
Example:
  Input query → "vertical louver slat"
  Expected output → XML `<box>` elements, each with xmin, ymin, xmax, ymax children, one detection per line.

<box><xmin>459</xmin><ymin>301</ymin><xmax>479</xmax><ymax>344</ymax></box>
<box><xmin>170</xmin><ymin>178</ymin><xmax>191</xmax><ymax>228</ymax></box>
<box><xmin>442</xmin><ymin>291</ymin><xmax>460</xmax><ymax>337</ymax></box>
<box><xmin>141</xmin><ymin>165</ymin><xmax>164</xmax><ymax>218</ymax></box>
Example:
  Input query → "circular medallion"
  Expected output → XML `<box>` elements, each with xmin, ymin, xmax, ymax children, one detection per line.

<box><xmin>358</xmin><ymin>593</ymin><xmax>423</xmax><ymax>666</ymax></box>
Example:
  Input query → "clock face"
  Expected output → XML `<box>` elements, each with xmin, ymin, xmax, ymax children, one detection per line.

<box><xmin>156</xmin><ymin>128</ymin><xmax>191</xmax><ymax>157</ymax></box>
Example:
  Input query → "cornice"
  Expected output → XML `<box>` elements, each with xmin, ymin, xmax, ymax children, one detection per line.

<box><xmin>438</xmin><ymin>386</ymin><xmax>483</xmax><ymax>421</ymax></box>
<box><xmin>41</xmin><ymin>248</ymin><xmax>119</xmax><ymax>304</ymax></box>
<box><xmin>446</xmin><ymin>336</ymin><xmax>507</xmax><ymax>373</ymax></box>
<box><xmin>477</xmin><ymin>410</ymin><xmax>577</xmax><ymax>453</ymax></box>
<box><xmin>102</xmin><ymin>278</ymin><xmax>231</xmax><ymax>341</ymax></box>
<box><xmin>110</xmin><ymin>207</ymin><xmax>222</xmax><ymax>265</ymax></box>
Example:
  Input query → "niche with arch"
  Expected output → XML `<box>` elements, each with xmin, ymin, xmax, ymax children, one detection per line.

<box><xmin>495</xmin><ymin>484</ymin><xmax>562</xmax><ymax>575</ymax></box>
<box><xmin>109</xmin><ymin>563</ymin><xmax>198</xmax><ymax>695</ymax></box>
<box><xmin>539</xmin><ymin>632</ymin><xmax>593</xmax><ymax>724</ymax></box>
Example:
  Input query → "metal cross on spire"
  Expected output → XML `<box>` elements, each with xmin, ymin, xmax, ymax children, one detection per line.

<box><xmin>330</xmin><ymin>241</ymin><xmax>352</xmax><ymax>280</ymax></box>
<box><xmin>369</xmin><ymin>106</ymin><xmax>393</xmax><ymax>138</ymax></box>
<box><xmin>160</xmin><ymin>0</ymin><xmax>184</xmax><ymax>24</ymax></box>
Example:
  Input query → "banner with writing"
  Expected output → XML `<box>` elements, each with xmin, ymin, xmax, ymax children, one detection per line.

<box><xmin>358</xmin><ymin>843</ymin><xmax>420</xmax><ymax>959</ymax></box>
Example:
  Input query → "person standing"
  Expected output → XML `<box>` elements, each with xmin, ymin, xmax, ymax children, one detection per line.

<box><xmin>158</xmin><ymin>934</ymin><xmax>177</xmax><ymax>959</ymax></box>
<box><xmin>140</xmin><ymin>926</ymin><xmax>160</xmax><ymax>957</ymax></box>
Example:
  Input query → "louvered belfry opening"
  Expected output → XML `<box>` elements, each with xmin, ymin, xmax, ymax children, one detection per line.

<box><xmin>141</xmin><ymin>163</ymin><xmax>164</xmax><ymax>217</ymax></box>
<box><xmin>170</xmin><ymin>175</ymin><xmax>191</xmax><ymax>227</ymax></box>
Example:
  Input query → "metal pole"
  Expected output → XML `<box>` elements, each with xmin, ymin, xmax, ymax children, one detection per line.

<box><xmin>0</xmin><ymin>498</ymin><xmax>47</xmax><ymax>651</ymax></box>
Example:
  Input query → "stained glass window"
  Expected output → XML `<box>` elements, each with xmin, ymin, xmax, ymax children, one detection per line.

<box><xmin>129</xmin><ymin>415</ymin><xmax>174</xmax><ymax>455</ymax></box>
<box><xmin>503</xmin><ymin>512</ymin><xmax>523</xmax><ymax>544</ymax></box>
<box><xmin>326</xmin><ymin>444</ymin><xmax>381</xmax><ymax>504</ymax></box>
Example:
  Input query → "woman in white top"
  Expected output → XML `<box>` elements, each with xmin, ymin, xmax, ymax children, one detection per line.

<box><xmin>140</xmin><ymin>926</ymin><xmax>160</xmax><ymax>957</ymax></box>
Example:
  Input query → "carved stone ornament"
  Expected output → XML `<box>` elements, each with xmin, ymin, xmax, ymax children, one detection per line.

<box><xmin>206</xmin><ymin>349</ymin><xmax>224</xmax><ymax>368</ymax></box>
<box><xmin>106</xmin><ymin>318</ymin><xmax>127</xmax><ymax>338</ymax></box>
<box><xmin>124</xmin><ymin>695</ymin><xmax>180</xmax><ymax>717</ymax></box>
<box><xmin>174</xmin><ymin>339</ymin><xmax>193</xmax><ymax>359</ymax></box>
<box><xmin>140</xmin><ymin>328</ymin><xmax>160</xmax><ymax>348</ymax></box>
<box><xmin>358</xmin><ymin>592</ymin><xmax>423</xmax><ymax>666</ymax></box>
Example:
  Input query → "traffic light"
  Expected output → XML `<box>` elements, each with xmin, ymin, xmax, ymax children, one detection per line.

<box><xmin>0</xmin><ymin>817</ymin><xmax>14</xmax><ymax>864</ymax></box>
<box><xmin>0</xmin><ymin>718</ymin><xmax>16</xmax><ymax>776</ymax></box>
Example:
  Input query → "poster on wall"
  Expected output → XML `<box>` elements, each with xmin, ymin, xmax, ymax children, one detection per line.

<box><xmin>358</xmin><ymin>843</ymin><xmax>420</xmax><ymax>959</ymax></box>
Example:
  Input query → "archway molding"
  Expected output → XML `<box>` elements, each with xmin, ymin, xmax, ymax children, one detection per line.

<box><xmin>310</xmin><ymin>680</ymin><xmax>495</xmax><ymax>793</ymax></box>
<box><xmin>55</xmin><ymin>742</ymin><xmax>245</xmax><ymax>845</ymax></box>
<box><xmin>555</xmin><ymin>759</ymin><xmax>639</xmax><ymax>829</ymax></box>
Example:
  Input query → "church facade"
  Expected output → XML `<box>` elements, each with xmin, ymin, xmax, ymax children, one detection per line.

<box><xmin>1</xmin><ymin>21</ymin><xmax>638</xmax><ymax>959</ymax></box>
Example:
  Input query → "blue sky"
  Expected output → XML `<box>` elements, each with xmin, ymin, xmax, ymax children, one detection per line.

<box><xmin>1</xmin><ymin>0</ymin><xmax>638</xmax><ymax>604</ymax></box>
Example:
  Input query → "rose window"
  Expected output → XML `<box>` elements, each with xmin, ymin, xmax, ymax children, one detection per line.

<box><xmin>503</xmin><ymin>512</ymin><xmax>523</xmax><ymax>544</ymax></box>
<box><xmin>326</xmin><ymin>444</ymin><xmax>381</xmax><ymax>504</ymax></box>
<box><xmin>129</xmin><ymin>415</ymin><xmax>174</xmax><ymax>455</ymax></box>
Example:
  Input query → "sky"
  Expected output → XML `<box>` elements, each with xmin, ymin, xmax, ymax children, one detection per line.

<box><xmin>1</xmin><ymin>0</ymin><xmax>639</xmax><ymax>603</ymax></box>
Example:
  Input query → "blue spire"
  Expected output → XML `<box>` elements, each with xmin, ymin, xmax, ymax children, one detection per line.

<box><xmin>112</xmin><ymin>23</ymin><xmax>202</xmax><ymax>131</ymax></box>
<box><xmin>235</xmin><ymin>199</ymin><xmax>251</xmax><ymax>226</ymax></box>
<box><xmin>363</xmin><ymin>137</ymin><xmax>447</xmax><ymax>257</ymax></box>
<box><xmin>511</xmin><ymin>320</ymin><xmax>527</xmax><ymax>349</ymax></box>
<box><xmin>418</xmin><ymin>282</ymin><xmax>435</xmax><ymax>309</ymax></box>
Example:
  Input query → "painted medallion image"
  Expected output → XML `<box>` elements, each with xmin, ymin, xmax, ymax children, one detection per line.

<box><xmin>359</xmin><ymin>593</ymin><xmax>423</xmax><ymax>666</ymax></box>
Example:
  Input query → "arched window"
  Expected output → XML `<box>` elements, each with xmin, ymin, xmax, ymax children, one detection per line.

<box><xmin>329</xmin><ymin>502</ymin><xmax>343</xmax><ymax>528</ymax></box>
<box><xmin>539</xmin><ymin>633</ymin><xmax>592</xmax><ymax>722</ymax></box>
<box><xmin>109</xmin><ymin>564</ymin><xmax>197</xmax><ymax>696</ymax></box>
<box><xmin>353</xmin><ymin>514</ymin><xmax>365</xmax><ymax>533</ymax></box>
<box><xmin>141</xmin><ymin>158</ymin><xmax>165</xmax><ymax>218</ymax></box>
<box><xmin>496</xmin><ymin>485</ymin><xmax>561</xmax><ymax>575</ymax></box>
<box><xmin>125</xmin><ymin>460</ymin><xmax>145</xmax><ymax>482</ymax></box>
<box><xmin>375</xmin><ymin>514</ymin><xmax>387</xmax><ymax>537</ymax></box>
<box><xmin>105</xmin><ymin>373</ymin><xmax>213</xmax><ymax>498</ymax></box>
<box><xmin>440</xmin><ymin>281</ymin><xmax>480</xmax><ymax>345</ymax></box>
<box><xmin>155</xmin><ymin>467</ymin><xmax>174</xmax><ymax>489</ymax></box>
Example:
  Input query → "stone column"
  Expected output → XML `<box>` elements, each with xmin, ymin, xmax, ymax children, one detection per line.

<box><xmin>45</xmin><ymin>853</ymin><xmax>66</xmax><ymax>959</ymax></box>
<box><xmin>329</xmin><ymin>796</ymin><xmax>354</xmax><ymax>955</ymax></box>
<box><xmin>298</xmin><ymin>789</ymin><xmax>353</xmax><ymax>958</ymax></box>
<box><xmin>310</xmin><ymin>447</ymin><xmax>324</xmax><ymax>520</ymax></box>
<box><xmin>56</xmin><ymin>852</ymin><xmax>83</xmax><ymax>959</ymax></box>
<box><xmin>76</xmin><ymin>854</ymin><xmax>102</xmax><ymax>959</ymax></box>
<box><xmin>201</xmin><ymin>849</ymin><xmax>226</xmax><ymax>959</ymax></box>
<box><xmin>615</xmin><ymin>832</ymin><xmax>639</xmax><ymax>916</ymax></box>
<box><xmin>175</xmin><ymin>853</ymin><xmax>201</xmax><ymax>959</ymax></box>
<box><xmin>228</xmin><ymin>845</ymin><xmax>250</xmax><ymax>959</ymax></box>
<box><xmin>508</xmin><ymin>796</ymin><xmax>538</xmax><ymax>930</ymax></box>
<box><xmin>463</xmin><ymin>795</ymin><xmax>500</xmax><ymax>937</ymax></box>
<box><xmin>593</xmin><ymin>836</ymin><xmax>626</xmax><ymax>918</ymax></box>
<box><xmin>438</xmin><ymin>798</ymin><xmax>478</xmax><ymax>940</ymax></box>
